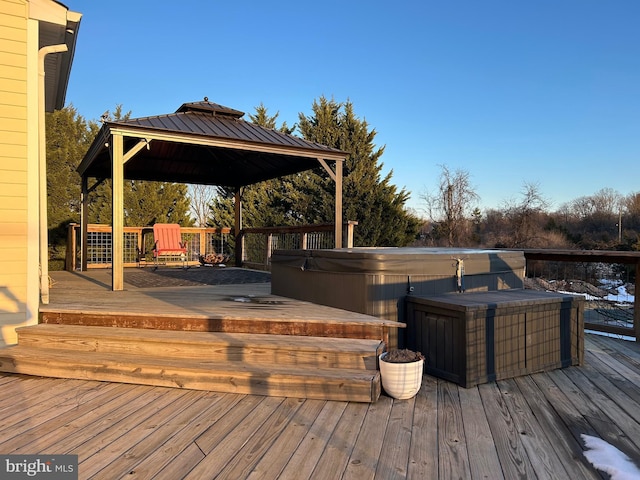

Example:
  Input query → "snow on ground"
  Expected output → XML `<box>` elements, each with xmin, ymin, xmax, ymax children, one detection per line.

<box><xmin>557</xmin><ymin>284</ymin><xmax>634</xmax><ymax>304</ymax></box>
<box><xmin>582</xmin><ymin>435</ymin><xmax>640</xmax><ymax>480</ymax></box>
<box><xmin>599</xmin><ymin>280</ymin><xmax>635</xmax><ymax>303</ymax></box>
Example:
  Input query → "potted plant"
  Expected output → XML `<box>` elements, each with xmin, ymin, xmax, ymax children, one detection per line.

<box><xmin>379</xmin><ymin>348</ymin><xmax>425</xmax><ymax>400</ymax></box>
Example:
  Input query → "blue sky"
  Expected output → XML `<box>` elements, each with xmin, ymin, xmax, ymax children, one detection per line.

<box><xmin>64</xmin><ymin>1</ymin><xmax>639</xmax><ymax>215</ymax></box>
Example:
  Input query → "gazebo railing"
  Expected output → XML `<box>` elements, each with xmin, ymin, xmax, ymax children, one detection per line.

<box><xmin>65</xmin><ymin>224</ymin><xmax>231</xmax><ymax>270</ymax></box>
<box><xmin>65</xmin><ymin>221</ymin><xmax>357</xmax><ymax>271</ymax></box>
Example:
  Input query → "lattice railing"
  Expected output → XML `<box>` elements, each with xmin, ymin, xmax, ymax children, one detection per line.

<box><xmin>66</xmin><ymin>224</ymin><xmax>231</xmax><ymax>270</ymax></box>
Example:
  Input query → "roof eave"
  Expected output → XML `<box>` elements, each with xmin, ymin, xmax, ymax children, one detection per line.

<box><xmin>32</xmin><ymin>1</ymin><xmax>82</xmax><ymax>111</ymax></box>
<box><xmin>77</xmin><ymin>123</ymin><xmax>109</xmax><ymax>176</ymax></box>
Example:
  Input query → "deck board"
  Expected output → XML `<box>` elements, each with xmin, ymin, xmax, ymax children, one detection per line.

<box><xmin>310</xmin><ymin>402</ymin><xmax>369</xmax><ymax>480</ymax></box>
<box><xmin>499</xmin><ymin>377</ymin><xmax>570</xmax><ymax>479</ymax></box>
<box><xmin>8</xmin><ymin>383</ymin><xmax>145</xmax><ymax>455</ymax></box>
<box><xmin>342</xmin><ymin>396</ymin><xmax>392</xmax><ymax>480</ymax></box>
<box><xmin>43</xmin><ymin>271</ymin><xmax>400</xmax><ymax>328</ymax></box>
<box><xmin>374</xmin><ymin>396</ymin><xmax>415</xmax><ymax>480</ymax></box>
<box><xmin>458</xmin><ymin>384</ymin><xmax>503</xmax><ymax>479</ymax></box>
<box><xmin>127</xmin><ymin>394</ymin><xmax>245</xmax><ymax>478</ymax></box>
<box><xmin>437</xmin><ymin>381</ymin><xmax>471</xmax><ymax>480</ymax></box>
<box><xmin>478</xmin><ymin>380</ymin><xmax>537</xmax><ymax>479</ymax></box>
<box><xmin>515</xmin><ymin>375</ymin><xmax>599</xmax><ymax>480</ymax></box>
<box><xmin>406</xmin><ymin>379</ymin><xmax>438</xmax><ymax>479</ymax></box>
<box><xmin>215</xmin><ymin>397</ymin><xmax>305</xmax><ymax>480</ymax></box>
<box><xmin>246</xmin><ymin>399</ymin><xmax>326</xmax><ymax>479</ymax></box>
<box><xmin>277</xmin><ymin>401</ymin><xmax>347</xmax><ymax>479</ymax></box>
<box><xmin>81</xmin><ymin>390</ymin><xmax>204</xmax><ymax>478</ymax></box>
<box><xmin>184</xmin><ymin>396</ymin><xmax>287</xmax><ymax>479</ymax></box>
<box><xmin>40</xmin><ymin>271</ymin><xmax>401</xmax><ymax>345</ymax></box>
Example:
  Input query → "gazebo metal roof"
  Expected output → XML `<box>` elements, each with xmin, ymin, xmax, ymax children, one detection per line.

<box><xmin>78</xmin><ymin>100</ymin><xmax>347</xmax><ymax>188</ymax></box>
<box><xmin>77</xmin><ymin>100</ymin><xmax>347</xmax><ymax>291</ymax></box>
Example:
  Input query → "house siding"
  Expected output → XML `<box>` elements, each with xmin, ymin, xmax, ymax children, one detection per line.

<box><xmin>0</xmin><ymin>0</ymin><xmax>32</xmax><ymax>345</ymax></box>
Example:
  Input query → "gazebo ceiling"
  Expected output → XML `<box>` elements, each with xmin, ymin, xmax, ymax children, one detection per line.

<box><xmin>77</xmin><ymin>100</ymin><xmax>347</xmax><ymax>188</ymax></box>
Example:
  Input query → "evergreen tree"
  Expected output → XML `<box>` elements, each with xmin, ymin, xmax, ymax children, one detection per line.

<box><xmin>298</xmin><ymin>96</ymin><xmax>420</xmax><ymax>246</ymax></box>
<box><xmin>209</xmin><ymin>98</ymin><xmax>420</xmax><ymax>246</ymax></box>
<box><xmin>46</xmin><ymin>106</ymin><xmax>93</xmax><ymax>245</ymax></box>
<box><xmin>123</xmin><ymin>180</ymin><xmax>192</xmax><ymax>226</ymax></box>
<box><xmin>249</xmin><ymin>103</ymin><xmax>295</xmax><ymax>135</ymax></box>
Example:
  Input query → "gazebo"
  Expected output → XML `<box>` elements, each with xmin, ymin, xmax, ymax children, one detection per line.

<box><xmin>77</xmin><ymin>100</ymin><xmax>348</xmax><ymax>291</ymax></box>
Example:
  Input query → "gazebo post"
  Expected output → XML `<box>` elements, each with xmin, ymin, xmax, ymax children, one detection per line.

<box><xmin>111</xmin><ymin>132</ymin><xmax>124</xmax><ymax>291</ymax></box>
<box><xmin>317</xmin><ymin>157</ymin><xmax>345</xmax><ymax>249</ymax></box>
<box><xmin>234</xmin><ymin>188</ymin><xmax>243</xmax><ymax>267</ymax></box>
<box><xmin>80</xmin><ymin>176</ymin><xmax>88</xmax><ymax>271</ymax></box>
<box><xmin>335</xmin><ymin>159</ymin><xmax>343</xmax><ymax>248</ymax></box>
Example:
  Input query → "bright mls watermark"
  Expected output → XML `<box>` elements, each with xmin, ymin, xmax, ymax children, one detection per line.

<box><xmin>0</xmin><ymin>455</ymin><xmax>77</xmax><ymax>479</ymax></box>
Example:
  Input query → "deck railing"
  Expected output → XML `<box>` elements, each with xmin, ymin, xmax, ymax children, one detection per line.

<box><xmin>65</xmin><ymin>221</ymin><xmax>357</xmax><ymax>271</ymax></box>
<box><xmin>522</xmin><ymin>249</ymin><xmax>640</xmax><ymax>342</ymax></box>
<box><xmin>237</xmin><ymin>221</ymin><xmax>358</xmax><ymax>270</ymax></box>
<box><xmin>65</xmin><ymin>224</ymin><xmax>231</xmax><ymax>270</ymax></box>
<box><xmin>65</xmin><ymin>226</ymin><xmax>637</xmax><ymax>340</ymax></box>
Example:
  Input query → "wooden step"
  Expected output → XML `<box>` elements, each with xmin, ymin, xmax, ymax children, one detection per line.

<box><xmin>40</xmin><ymin>310</ymin><xmax>398</xmax><ymax>343</ymax></box>
<box><xmin>0</xmin><ymin>346</ymin><xmax>381</xmax><ymax>403</ymax></box>
<box><xmin>16</xmin><ymin>325</ymin><xmax>383</xmax><ymax>370</ymax></box>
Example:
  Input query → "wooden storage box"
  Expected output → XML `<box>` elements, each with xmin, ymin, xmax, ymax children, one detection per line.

<box><xmin>404</xmin><ymin>290</ymin><xmax>584</xmax><ymax>387</ymax></box>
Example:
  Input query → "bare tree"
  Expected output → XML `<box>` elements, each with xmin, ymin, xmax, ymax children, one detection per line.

<box><xmin>501</xmin><ymin>181</ymin><xmax>549</xmax><ymax>247</ymax></box>
<box><xmin>421</xmin><ymin>165</ymin><xmax>479</xmax><ymax>246</ymax></box>
<box><xmin>567</xmin><ymin>188</ymin><xmax>622</xmax><ymax>219</ymax></box>
<box><xmin>591</xmin><ymin>187</ymin><xmax>622</xmax><ymax>216</ymax></box>
<box><xmin>188</xmin><ymin>184</ymin><xmax>216</xmax><ymax>227</ymax></box>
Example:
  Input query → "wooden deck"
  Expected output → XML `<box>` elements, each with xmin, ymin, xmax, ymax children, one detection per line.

<box><xmin>1</xmin><ymin>269</ymin><xmax>635</xmax><ymax>478</ymax></box>
<box><xmin>0</xmin><ymin>334</ymin><xmax>637</xmax><ymax>478</ymax></box>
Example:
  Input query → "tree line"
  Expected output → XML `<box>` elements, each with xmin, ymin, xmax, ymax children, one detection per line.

<box><xmin>421</xmin><ymin>165</ymin><xmax>640</xmax><ymax>252</ymax></box>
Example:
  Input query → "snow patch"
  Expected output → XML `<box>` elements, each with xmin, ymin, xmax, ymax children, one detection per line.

<box><xmin>582</xmin><ymin>434</ymin><xmax>640</xmax><ymax>480</ymax></box>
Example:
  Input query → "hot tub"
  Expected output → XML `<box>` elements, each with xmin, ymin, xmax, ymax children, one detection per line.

<box><xmin>271</xmin><ymin>248</ymin><xmax>526</xmax><ymax>346</ymax></box>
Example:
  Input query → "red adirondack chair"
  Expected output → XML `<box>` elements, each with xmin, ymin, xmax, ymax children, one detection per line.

<box><xmin>152</xmin><ymin>223</ymin><xmax>188</xmax><ymax>269</ymax></box>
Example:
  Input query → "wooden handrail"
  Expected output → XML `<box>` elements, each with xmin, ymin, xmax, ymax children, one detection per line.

<box><xmin>522</xmin><ymin>248</ymin><xmax>640</xmax><ymax>264</ymax></box>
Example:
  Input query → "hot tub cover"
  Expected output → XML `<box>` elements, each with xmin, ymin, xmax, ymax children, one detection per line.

<box><xmin>271</xmin><ymin>247</ymin><xmax>525</xmax><ymax>277</ymax></box>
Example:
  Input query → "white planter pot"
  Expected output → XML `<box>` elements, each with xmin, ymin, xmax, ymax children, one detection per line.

<box><xmin>379</xmin><ymin>353</ymin><xmax>424</xmax><ymax>400</ymax></box>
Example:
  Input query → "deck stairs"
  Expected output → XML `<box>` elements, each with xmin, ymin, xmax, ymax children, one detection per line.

<box><xmin>0</xmin><ymin>324</ymin><xmax>384</xmax><ymax>403</ymax></box>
